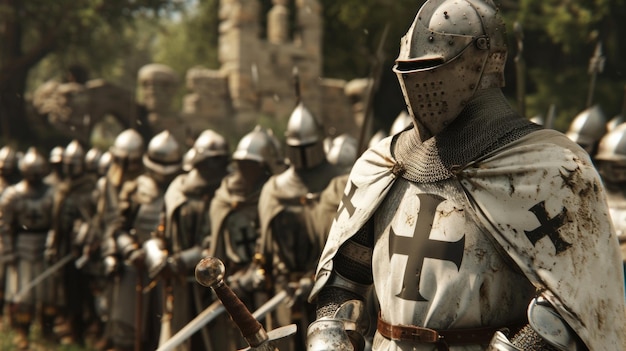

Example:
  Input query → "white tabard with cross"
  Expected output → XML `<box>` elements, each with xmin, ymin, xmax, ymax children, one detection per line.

<box><xmin>312</xmin><ymin>130</ymin><xmax>626</xmax><ymax>351</ymax></box>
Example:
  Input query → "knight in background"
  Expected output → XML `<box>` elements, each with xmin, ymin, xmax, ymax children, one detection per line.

<box><xmin>153</xmin><ymin>129</ymin><xmax>230</xmax><ymax>351</ymax></box>
<box><xmin>0</xmin><ymin>148</ymin><xmax>56</xmax><ymax>350</ymax></box>
<box><xmin>107</xmin><ymin>130</ymin><xmax>182</xmax><ymax>351</ymax></box>
<box><xmin>46</xmin><ymin>140</ymin><xmax>98</xmax><ymax>346</ymax></box>
<box><xmin>258</xmin><ymin>101</ymin><xmax>343</xmax><ymax>351</ymax></box>
<box><xmin>306</xmin><ymin>1</ymin><xmax>626</xmax><ymax>350</ymax></box>
<box><xmin>594</xmin><ymin>123</ymin><xmax>626</xmax><ymax>283</ymax></box>
<box><xmin>0</xmin><ymin>145</ymin><xmax>20</xmax><ymax>329</ymax></box>
<box><xmin>89</xmin><ymin>129</ymin><xmax>145</xmax><ymax>351</ymax></box>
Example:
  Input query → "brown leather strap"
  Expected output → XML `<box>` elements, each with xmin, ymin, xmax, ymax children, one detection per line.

<box><xmin>377</xmin><ymin>314</ymin><xmax>523</xmax><ymax>348</ymax></box>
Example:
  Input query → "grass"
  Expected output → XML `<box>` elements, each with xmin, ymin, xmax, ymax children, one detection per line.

<box><xmin>0</xmin><ymin>318</ymin><xmax>96</xmax><ymax>351</ymax></box>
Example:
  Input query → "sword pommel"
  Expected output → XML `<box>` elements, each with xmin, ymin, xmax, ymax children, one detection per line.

<box><xmin>195</xmin><ymin>256</ymin><xmax>225</xmax><ymax>288</ymax></box>
<box><xmin>195</xmin><ymin>257</ymin><xmax>267</xmax><ymax>347</ymax></box>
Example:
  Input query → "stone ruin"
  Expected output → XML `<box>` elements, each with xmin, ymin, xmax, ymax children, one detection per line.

<box><xmin>31</xmin><ymin>0</ymin><xmax>369</xmax><ymax>146</ymax></box>
<box><xmin>181</xmin><ymin>0</ymin><xmax>368</xmax><ymax>140</ymax></box>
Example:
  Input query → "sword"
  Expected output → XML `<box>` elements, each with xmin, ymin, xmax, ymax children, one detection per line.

<box><xmin>195</xmin><ymin>257</ymin><xmax>297</xmax><ymax>351</ymax></box>
<box><xmin>10</xmin><ymin>253</ymin><xmax>74</xmax><ymax>304</ymax></box>
<box><xmin>155</xmin><ymin>299</ymin><xmax>226</xmax><ymax>351</ymax></box>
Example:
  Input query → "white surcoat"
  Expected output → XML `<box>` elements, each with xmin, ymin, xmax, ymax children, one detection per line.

<box><xmin>311</xmin><ymin>129</ymin><xmax>626</xmax><ymax>351</ymax></box>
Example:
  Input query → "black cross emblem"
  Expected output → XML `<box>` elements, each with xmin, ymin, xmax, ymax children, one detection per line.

<box><xmin>389</xmin><ymin>193</ymin><xmax>465</xmax><ymax>301</ymax></box>
<box><xmin>235</xmin><ymin>226</ymin><xmax>258</xmax><ymax>261</ymax></box>
<box><xmin>524</xmin><ymin>201</ymin><xmax>571</xmax><ymax>254</ymax></box>
<box><xmin>335</xmin><ymin>181</ymin><xmax>358</xmax><ymax>220</ymax></box>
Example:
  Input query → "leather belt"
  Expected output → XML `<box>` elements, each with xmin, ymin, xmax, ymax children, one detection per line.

<box><xmin>377</xmin><ymin>314</ymin><xmax>524</xmax><ymax>350</ymax></box>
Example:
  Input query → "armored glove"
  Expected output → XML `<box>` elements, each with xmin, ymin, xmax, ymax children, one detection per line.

<box><xmin>228</xmin><ymin>263</ymin><xmax>265</xmax><ymax>295</ymax></box>
<box><xmin>103</xmin><ymin>255</ymin><xmax>119</xmax><ymax>277</ymax></box>
<box><xmin>307</xmin><ymin>300</ymin><xmax>368</xmax><ymax>351</ymax></box>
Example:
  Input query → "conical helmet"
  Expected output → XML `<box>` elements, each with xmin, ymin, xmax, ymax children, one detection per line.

<box><xmin>19</xmin><ymin>147</ymin><xmax>49</xmax><ymax>181</ymax></box>
<box><xmin>596</xmin><ymin>123</ymin><xmax>626</xmax><ymax>183</ymax></box>
<box><xmin>284</xmin><ymin>102</ymin><xmax>326</xmax><ymax>169</ymax></box>
<box><xmin>0</xmin><ymin>145</ymin><xmax>18</xmax><ymax>175</ymax></box>
<box><xmin>143</xmin><ymin>130</ymin><xmax>182</xmax><ymax>175</ymax></box>
<box><xmin>85</xmin><ymin>147</ymin><xmax>103</xmax><ymax>173</ymax></box>
<box><xmin>389</xmin><ymin>110</ymin><xmax>413</xmax><ymax>135</ymax></box>
<box><xmin>190</xmin><ymin>129</ymin><xmax>229</xmax><ymax>167</ymax></box>
<box><xmin>98</xmin><ymin>151</ymin><xmax>112</xmax><ymax>176</ymax></box>
<box><xmin>565</xmin><ymin>105</ymin><xmax>607</xmax><ymax>153</ymax></box>
<box><xmin>109</xmin><ymin>129</ymin><xmax>144</xmax><ymax>160</ymax></box>
<box><xmin>63</xmin><ymin>140</ymin><xmax>86</xmax><ymax>178</ymax></box>
<box><xmin>326</xmin><ymin>134</ymin><xmax>358</xmax><ymax>171</ymax></box>
<box><xmin>49</xmin><ymin>146</ymin><xmax>64</xmax><ymax>165</ymax></box>
<box><xmin>233</xmin><ymin>125</ymin><xmax>281</xmax><ymax>166</ymax></box>
<box><xmin>393</xmin><ymin>0</ymin><xmax>507</xmax><ymax>138</ymax></box>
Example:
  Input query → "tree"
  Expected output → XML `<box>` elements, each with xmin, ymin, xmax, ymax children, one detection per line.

<box><xmin>0</xmin><ymin>0</ymin><xmax>179</xmax><ymax>145</ymax></box>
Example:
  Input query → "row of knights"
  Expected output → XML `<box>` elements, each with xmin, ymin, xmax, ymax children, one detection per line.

<box><xmin>0</xmin><ymin>97</ymin><xmax>371</xmax><ymax>351</ymax></box>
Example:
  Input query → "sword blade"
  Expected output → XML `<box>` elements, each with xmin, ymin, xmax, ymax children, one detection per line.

<box><xmin>155</xmin><ymin>300</ymin><xmax>226</xmax><ymax>351</ymax></box>
<box><xmin>11</xmin><ymin>254</ymin><xmax>74</xmax><ymax>303</ymax></box>
<box><xmin>251</xmin><ymin>289</ymin><xmax>288</xmax><ymax>321</ymax></box>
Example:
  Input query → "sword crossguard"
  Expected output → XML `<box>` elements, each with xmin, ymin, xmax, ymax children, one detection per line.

<box><xmin>195</xmin><ymin>257</ymin><xmax>268</xmax><ymax>347</ymax></box>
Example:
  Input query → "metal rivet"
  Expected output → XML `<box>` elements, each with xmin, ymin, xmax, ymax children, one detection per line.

<box><xmin>428</xmin><ymin>36</ymin><xmax>434</xmax><ymax>42</ymax></box>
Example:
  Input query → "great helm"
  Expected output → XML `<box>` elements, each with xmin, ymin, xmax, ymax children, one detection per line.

<box><xmin>565</xmin><ymin>104</ymin><xmax>607</xmax><ymax>154</ymax></box>
<box><xmin>284</xmin><ymin>102</ymin><xmax>326</xmax><ymax>169</ymax></box>
<box><xmin>19</xmin><ymin>147</ymin><xmax>49</xmax><ymax>181</ymax></box>
<box><xmin>233</xmin><ymin>125</ymin><xmax>281</xmax><ymax>167</ymax></box>
<box><xmin>143</xmin><ymin>130</ymin><xmax>182</xmax><ymax>175</ymax></box>
<box><xmin>189</xmin><ymin>129</ymin><xmax>229</xmax><ymax>167</ymax></box>
<box><xmin>62</xmin><ymin>140</ymin><xmax>86</xmax><ymax>178</ymax></box>
<box><xmin>393</xmin><ymin>0</ymin><xmax>507</xmax><ymax>138</ymax></box>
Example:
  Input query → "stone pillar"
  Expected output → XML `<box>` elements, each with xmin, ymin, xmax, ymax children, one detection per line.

<box><xmin>267</xmin><ymin>0</ymin><xmax>290</xmax><ymax>44</ymax></box>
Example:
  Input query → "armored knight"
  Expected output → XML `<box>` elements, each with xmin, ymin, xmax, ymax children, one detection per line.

<box><xmin>0</xmin><ymin>147</ymin><xmax>56</xmax><ymax>349</ymax></box>
<box><xmin>307</xmin><ymin>1</ymin><xmax>626</xmax><ymax>351</ymax></box>
<box><xmin>46</xmin><ymin>140</ymin><xmax>98</xmax><ymax>345</ymax></box>
<box><xmin>0</xmin><ymin>145</ymin><xmax>20</xmax><ymax>328</ymax></box>
<box><xmin>153</xmin><ymin>129</ymin><xmax>230</xmax><ymax>351</ymax></box>
<box><xmin>87</xmin><ymin>129</ymin><xmax>145</xmax><ymax>350</ymax></box>
<box><xmin>594</xmin><ymin>123</ymin><xmax>626</xmax><ymax>282</ymax></box>
<box><xmin>107</xmin><ymin>130</ymin><xmax>182</xmax><ymax>351</ymax></box>
<box><xmin>258</xmin><ymin>102</ymin><xmax>343</xmax><ymax>350</ymax></box>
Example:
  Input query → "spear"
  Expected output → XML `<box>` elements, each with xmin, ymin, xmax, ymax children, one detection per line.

<box><xmin>586</xmin><ymin>41</ymin><xmax>605</xmax><ymax>108</ymax></box>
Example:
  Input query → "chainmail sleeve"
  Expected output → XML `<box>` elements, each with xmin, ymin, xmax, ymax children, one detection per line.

<box><xmin>316</xmin><ymin>218</ymin><xmax>375</xmax><ymax>319</ymax></box>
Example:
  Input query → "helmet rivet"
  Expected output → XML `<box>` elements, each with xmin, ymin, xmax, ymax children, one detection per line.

<box><xmin>443</xmin><ymin>11</ymin><xmax>449</xmax><ymax>19</ymax></box>
<box><xmin>476</xmin><ymin>37</ymin><xmax>489</xmax><ymax>50</ymax></box>
<box><xmin>448</xmin><ymin>40</ymin><xmax>454</xmax><ymax>46</ymax></box>
<box><xmin>428</xmin><ymin>36</ymin><xmax>434</xmax><ymax>42</ymax></box>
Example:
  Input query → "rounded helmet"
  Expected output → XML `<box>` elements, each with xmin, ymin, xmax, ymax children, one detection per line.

<box><xmin>143</xmin><ymin>130</ymin><xmax>182</xmax><ymax>175</ymax></box>
<box><xmin>182</xmin><ymin>148</ymin><xmax>197</xmax><ymax>172</ymax></box>
<box><xmin>109</xmin><ymin>129</ymin><xmax>144</xmax><ymax>160</ymax></box>
<box><xmin>98</xmin><ymin>151</ymin><xmax>112</xmax><ymax>176</ymax></box>
<box><xmin>190</xmin><ymin>129</ymin><xmax>229</xmax><ymax>167</ymax></box>
<box><xmin>389</xmin><ymin>110</ymin><xmax>413</xmax><ymax>135</ymax></box>
<box><xmin>284</xmin><ymin>102</ymin><xmax>326</xmax><ymax>169</ymax></box>
<box><xmin>233</xmin><ymin>125</ymin><xmax>281</xmax><ymax>166</ymax></box>
<box><xmin>596</xmin><ymin>123</ymin><xmax>626</xmax><ymax>183</ymax></box>
<box><xmin>49</xmin><ymin>146</ymin><xmax>64</xmax><ymax>165</ymax></box>
<box><xmin>565</xmin><ymin>104</ymin><xmax>607</xmax><ymax>154</ymax></box>
<box><xmin>393</xmin><ymin>0</ymin><xmax>507</xmax><ymax>138</ymax></box>
<box><xmin>326</xmin><ymin>134</ymin><xmax>358</xmax><ymax>171</ymax></box>
<box><xmin>529</xmin><ymin>115</ymin><xmax>544</xmax><ymax>126</ymax></box>
<box><xmin>63</xmin><ymin>140</ymin><xmax>86</xmax><ymax>178</ymax></box>
<box><xmin>0</xmin><ymin>145</ymin><xmax>18</xmax><ymax>176</ymax></box>
<box><xmin>19</xmin><ymin>147</ymin><xmax>49</xmax><ymax>181</ymax></box>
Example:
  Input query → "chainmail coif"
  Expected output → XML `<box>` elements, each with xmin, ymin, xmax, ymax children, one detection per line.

<box><xmin>393</xmin><ymin>88</ymin><xmax>543</xmax><ymax>183</ymax></box>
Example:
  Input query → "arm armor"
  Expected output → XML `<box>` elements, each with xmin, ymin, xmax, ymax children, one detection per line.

<box><xmin>307</xmin><ymin>300</ymin><xmax>368</xmax><ymax>351</ymax></box>
<box><xmin>488</xmin><ymin>296</ymin><xmax>587</xmax><ymax>351</ymax></box>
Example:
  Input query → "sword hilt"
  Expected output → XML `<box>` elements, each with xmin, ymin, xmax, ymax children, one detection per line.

<box><xmin>195</xmin><ymin>257</ymin><xmax>268</xmax><ymax>347</ymax></box>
